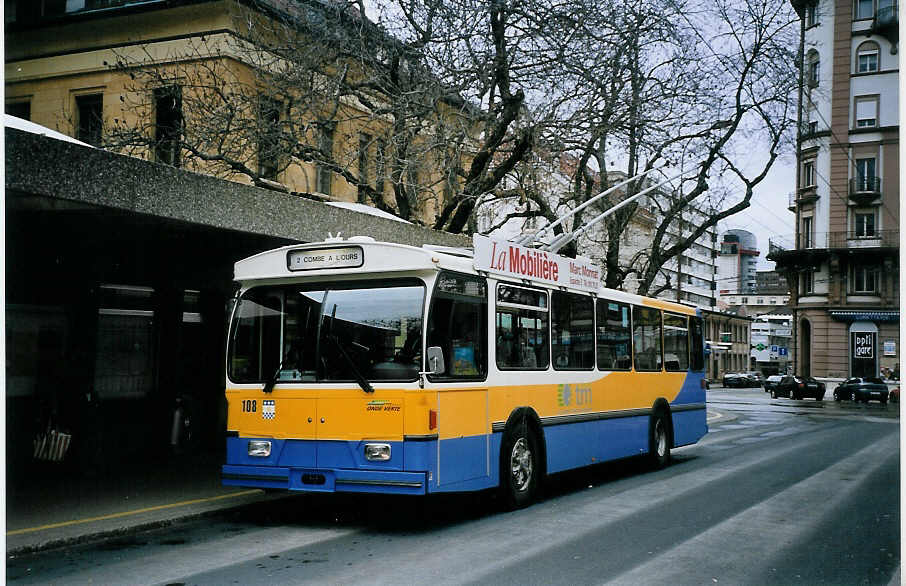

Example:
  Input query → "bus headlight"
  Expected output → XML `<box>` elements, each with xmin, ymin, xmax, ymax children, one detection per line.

<box><xmin>248</xmin><ymin>440</ymin><xmax>272</xmax><ymax>457</ymax></box>
<box><xmin>364</xmin><ymin>443</ymin><xmax>391</xmax><ymax>461</ymax></box>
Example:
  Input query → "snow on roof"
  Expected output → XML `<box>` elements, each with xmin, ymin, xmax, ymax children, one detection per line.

<box><xmin>4</xmin><ymin>114</ymin><xmax>94</xmax><ymax>148</ymax></box>
<box><xmin>326</xmin><ymin>201</ymin><xmax>411</xmax><ymax>224</ymax></box>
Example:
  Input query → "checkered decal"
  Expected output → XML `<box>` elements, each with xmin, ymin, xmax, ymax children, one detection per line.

<box><xmin>262</xmin><ymin>400</ymin><xmax>276</xmax><ymax>420</ymax></box>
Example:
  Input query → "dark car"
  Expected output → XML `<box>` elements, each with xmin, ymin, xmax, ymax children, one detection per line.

<box><xmin>763</xmin><ymin>375</ymin><xmax>783</xmax><ymax>393</ymax></box>
<box><xmin>890</xmin><ymin>387</ymin><xmax>899</xmax><ymax>403</ymax></box>
<box><xmin>723</xmin><ymin>373</ymin><xmax>747</xmax><ymax>388</ymax></box>
<box><xmin>772</xmin><ymin>375</ymin><xmax>826</xmax><ymax>400</ymax></box>
<box><xmin>835</xmin><ymin>377</ymin><xmax>889</xmax><ymax>404</ymax></box>
<box><xmin>744</xmin><ymin>372</ymin><xmax>764</xmax><ymax>388</ymax></box>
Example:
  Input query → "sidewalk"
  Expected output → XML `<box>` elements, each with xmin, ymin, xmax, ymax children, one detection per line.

<box><xmin>5</xmin><ymin>448</ymin><xmax>274</xmax><ymax>556</ymax></box>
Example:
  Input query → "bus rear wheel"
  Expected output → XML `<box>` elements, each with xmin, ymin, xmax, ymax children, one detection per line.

<box><xmin>500</xmin><ymin>421</ymin><xmax>540</xmax><ymax>510</ymax></box>
<box><xmin>649</xmin><ymin>413</ymin><xmax>671</xmax><ymax>469</ymax></box>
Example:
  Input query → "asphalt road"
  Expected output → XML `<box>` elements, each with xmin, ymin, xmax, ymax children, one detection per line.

<box><xmin>8</xmin><ymin>388</ymin><xmax>900</xmax><ymax>585</ymax></box>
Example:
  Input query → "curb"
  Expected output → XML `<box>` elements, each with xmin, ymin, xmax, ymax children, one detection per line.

<box><xmin>6</xmin><ymin>490</ymin><xmax>291</xmax><ymax>557</ymax></box>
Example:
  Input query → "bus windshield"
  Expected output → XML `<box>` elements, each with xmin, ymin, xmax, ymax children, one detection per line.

<box><xmin>228</xmin><ymin>280</ymin><xmax>425</xmax><ymax>384</ymax></box>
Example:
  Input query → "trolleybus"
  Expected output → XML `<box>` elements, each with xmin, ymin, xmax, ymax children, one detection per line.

<box><xmin>222</xmin><ymin>234</ymin><xmax>707</xmax><ymax>508</ymax></box>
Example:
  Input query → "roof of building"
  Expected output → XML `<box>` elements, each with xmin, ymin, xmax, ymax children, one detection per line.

<box><xmin>4</xmin><ymin>114</ymin><xmax>93</xmax><ymax>147</ymax></box>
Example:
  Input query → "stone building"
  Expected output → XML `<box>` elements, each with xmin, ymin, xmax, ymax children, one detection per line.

<box><xmin>769</xmin><ymin>0</ymin><xmax>899</xmax><ymax>379</ymax></box>
<box><xmin>5</xmin><ymin>0</ymin><xmax>469</xmax><ymax>225</ymax></box>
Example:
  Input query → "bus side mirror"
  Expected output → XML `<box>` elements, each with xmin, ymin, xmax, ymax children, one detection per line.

<box><xmin>425</xmin><ymin>346</ymin><xmax>446</xmax><ymax>375</ymax></box>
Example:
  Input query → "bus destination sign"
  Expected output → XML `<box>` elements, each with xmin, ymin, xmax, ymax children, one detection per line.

<box><xmin>473</xmin><ymin>234</ymin><xmax>601</xmax><ymax>293</ymax></box>
<box><xmin>287</xmin><ymin>246</ymin><xmax>364</xmax><ymax>271</ymax></box>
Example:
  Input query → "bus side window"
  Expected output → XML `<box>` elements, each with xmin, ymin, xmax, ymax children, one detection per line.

<box><xmin>552</xmin><ymin>291</ymin><xmax>594</xmax><ymax>370</ymax></box>
<box><xmin>597</xmin><ymin>300</ymin><xmax>632</xmax><ymax>371</ymax></box>
<box><xmin>690</xmin><ymin>316</ymin><xmax>705</xmax><ymax>371</ymax></box>
<box><xmin>664</xmin><ymin>314</ymin><xmax>689</xmax><ymax>372</ymax></box>
<box><xmin>427</xmin><ymin>272</ymin><xmax>487</xmax><ymax>380</ymax></box>
<box><xmin>633</xmin><ymin>306</ymin><xmax>662</xmax><ymax>372</ymax></box>
<box><xmin>496</xmin><ymin>284</ymin><xmax>549</xmax><ymax>370</ymax></box>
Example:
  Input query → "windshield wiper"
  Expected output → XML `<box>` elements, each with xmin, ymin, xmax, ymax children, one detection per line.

<box><xmin>329</xmin><ymin>335</ymin><xmax>374</xmax><ymax>393</ymax></box>
<box><xmin>262</xmin><ymin>344</ymin><xmax>297</xmax><ymax>394</ymax></box>
<box><xmin>262</xmin><ymin>363</ymin><xmax>281</xmax><ymax>394</ymax></box>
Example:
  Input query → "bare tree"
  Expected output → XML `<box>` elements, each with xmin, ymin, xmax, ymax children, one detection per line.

<box><xmin>475</xmin><ymin>0</ymin><xmax>799</xmax><ymax>296</ymax></box>
<box><xmin>106</xmin><ymin>0</ymin><xmax>473</xmax><ymax>223</ymax></box>
<box><xmin>105</xmin><ymin>0</ymin><xmax>798</xmax><ymax>274</ymax></box>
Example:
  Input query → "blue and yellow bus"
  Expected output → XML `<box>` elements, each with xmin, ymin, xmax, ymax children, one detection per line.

<box><xmin>222</xmin><ymin>235</ymin><xmax>707</xmax><ymax>508</ymax></box>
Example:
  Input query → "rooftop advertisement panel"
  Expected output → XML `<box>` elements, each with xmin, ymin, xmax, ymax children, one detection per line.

<box><xmin>473</xmin><ymin>234</ymin><xmax>601</xmax><ymax>293</ymax></box>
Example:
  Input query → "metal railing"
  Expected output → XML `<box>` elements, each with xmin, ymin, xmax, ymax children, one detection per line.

<box><xmin>875</xmin><ymin>2</ymin><xmax>898</xmax><ymax>28</ymax></box>
<box><xmin>769</xmin><ymin>230</ymin><xmax>899</xmax><ymax>253</ymax></box>
<box><xmin>849</xmin><ymin>176</ymin><xmax>882</xmax><ymax>195</ymax></box>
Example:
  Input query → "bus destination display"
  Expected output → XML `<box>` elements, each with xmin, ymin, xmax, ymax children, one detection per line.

<box><xmin>287</xmin><ymin>246</ymin><xmax>364</xmax><ymax>271</ymax></box>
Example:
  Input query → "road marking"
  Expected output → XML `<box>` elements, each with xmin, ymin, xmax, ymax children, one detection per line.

<box><xmin>608</xmin><ymin>432</ymin><xmax>898</xmax><ymax>585</ymax></box>
<box><xmin>6</xmin><ymin>489</ymin><xmax>262</xmax><ymax>536</ymax></box>
<box><xmin>706</xmin><ymin>409</ymin><xmax>726</xmax><ymax>422</ymax></box>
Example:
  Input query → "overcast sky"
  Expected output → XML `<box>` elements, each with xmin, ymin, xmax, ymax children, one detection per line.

<box><xmin>716</xmin><ymin>156</ymin><xmax>796</xmax><ymax>272</ymax></box>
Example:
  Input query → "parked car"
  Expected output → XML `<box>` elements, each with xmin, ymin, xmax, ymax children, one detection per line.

<box><xmin>744</xmin><ymin>372</ymin><xmax>764</xmax><ymax>387</ymax></box>
<box><xmin>763</xmin><ymin>375</ymin><xmax>783</xmax><ymax>393</ymax></box>
<box><xmin>890</xmin><ymin>387</ymin><xmax>899</xmax><ymax>403</ymax></box>
<box><xmin>835</xmin><ymin>377</ymin><xmax>889</xmax><ymax>404</ymax></box>
<box><xmin>723</xmin><ymin>373</ymin><xmax>749</xmax><ymax>388</ymax></box>
<box><xmin>772</xmin><ymin>375</ymin><xmax>826</xmax><ymax>400</ymax></box>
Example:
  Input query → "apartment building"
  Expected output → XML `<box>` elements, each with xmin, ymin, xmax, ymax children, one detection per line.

<box><xmin>769</xmin><ymin>0</ymin><xmax>899</xmax><ymax>379</ymax></box>
<box><xmin>717</xmin><ymin>230</ymin><xmax>759</xmax><ymax>295</ymax></box>
<box><xmin>5</xmin><ymin>0</ymin><xmax>465</xmax><ymax>225</ymax></box>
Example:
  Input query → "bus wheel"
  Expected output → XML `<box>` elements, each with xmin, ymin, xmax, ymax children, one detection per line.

<box><xmin>500</xmin><ymin>421</ymin><xmax>539</xmax><ymax>510</ymax></box>
<box><xmin>649</xmin><ymin>414</ymin><xmax>671</xmax><ymax>469</ymax></box>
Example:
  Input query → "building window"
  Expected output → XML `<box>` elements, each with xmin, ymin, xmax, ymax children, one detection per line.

<box><xmin>153</xmin><ymin>86</ymin><xmax>182</xmax><ymax>167</ymax></box>
<box><xmin>855</xmin><ymin>0</ymin><xmax>874</xmax><ymax>19</ymax></box>
<box><xmin>802</xmin><ymin>160</ymin><xmax>816</xmax><ymax>188</ymax></box>
<box><xmin>257</xmin><ymin>96</ymin><xmax>281</xmax><ymax>181</ymax></box>
<box><xmin>852</xmin><ymin>266</ymin><xmax>878</xmax><ymax>293</ymax></box>
<box><xmin>854</xmin><ymin>211</ymin><xmax>877</xmax><ymax>237</ymax></box>
<box><xmin>66</xmin><ymin>1</ymin><xmax>156</xmax><ymax>13</ymax></box>
<box><xmin>75</xmin><ymin>93</ymin><xmax>103</xmax><ymax>146</ymax></box>
<box><xmin>316</xmin><ymin>124</ymin><xmax>335</xmax><ymax>195</ymax></box>
<box><xmin>802</xmin><ymin>270</ymin><xmax>814</xmax><ymax>294</ymax></box>
<box><xmin>375</xmin><ymin>137</ymin><xmax>387</xmax><ymax>196</ymax></box>
<box><xmin>5</xmin><ymin>100</ymin><xmax>31</xmax><ymax>120</ymax></box>
<box><xmin>854</xmin><ymin>157</ymin><xmax>877</xmax><ymax>190</ymax></box>
<box><xmin>801</xmin><ymin>216</ymin><xmax>813</xmax><ymax>248</ymax></box>
<box><xmin>805</xmin><ymin>2</ymin><xmax>819</xmax><ymax>26</ymax></box>
<box><xmin>855</xmin><ymin>96</ymin><xmax>878</xmax><ymax>128</ymax></box>
<box><xmin>806</xmin><ymin>50</ymin><xmax>820</xmax><ymax>87</ymax></box>
<box><xmin>357</xmin><ymin>133</ymin><xmax>371</xmax><ymax>203</ymax></box>
<box><xmin>856</xmin><ymin>42</ymin><xmax>880</xmax><ymax>73</ymax></box>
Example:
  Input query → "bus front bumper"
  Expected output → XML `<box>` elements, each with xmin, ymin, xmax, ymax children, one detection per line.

<box><xmin>222</xmin><ymin>465</ymin><xmax>428</xmax><ymax>495</ymax></box>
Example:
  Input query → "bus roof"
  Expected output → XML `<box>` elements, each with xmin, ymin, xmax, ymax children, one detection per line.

<box><xmin>234</xmin><ymin>236</ymin><xmax>697</xmax><ymax>316</ymax></box>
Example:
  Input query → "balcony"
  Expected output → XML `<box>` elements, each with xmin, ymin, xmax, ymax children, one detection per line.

<box><xmin>768</xmin><ymin>230</ymin><xmax>899</xmax><ymax>260</ymax></box>
<box><xmin>872</xmin><ymin>1</ymin><xmax>898</xmax><ymax>47</ymax></box>
<box><xmin>849</xmin><ymin>176</ymin><xmax>882</xmax><ymax>205</ymax></box>
<box><xmin>788</xmin><ymin>188</ymin><xmax>819</xmax><ymax>211</ymax></box>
